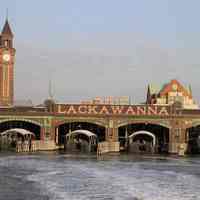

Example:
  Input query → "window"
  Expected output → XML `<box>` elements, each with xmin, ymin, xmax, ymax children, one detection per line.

<box><xmin>5</xmin><ymin>40</ymin><xmax>8</xmax><ymax>47</ymax></box>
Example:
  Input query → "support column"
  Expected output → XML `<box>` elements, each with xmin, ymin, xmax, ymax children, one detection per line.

<box><xmin>169</xmin><ymin>119</ymin><xmax>187</xmax><ymax>154</ymax></box>
<box><xmin>39</xmin><ymin>117</ymin><xmax>57</xmax><ymax>151</ymax></box>
<box><xmin>40</xmin><ymin>127</ymin><xmax>45</xmax><ymax>141</ymax></box>
<box><xmin>50</xmin><ymin>127</ymin><xmax>56</xmax><ymax>141</ymax></box>
<box><xmin>105</xmin><ymin>119</ymin><xmax>120</xmax><ymax>152</ymax></box>
<box><xmin>106</xmin><ymin>120</ymin><xmax>118</xmax><ymax>142</ymax></box>
<box><xmin>185</xmin><ymin>129</ymin><xmax>189</xmax><ymax>144</ymax></box>
<box><xmin>168</xmin><ymin>128</ymin><xmax>173</xmax><ymax>153</ymax></box>
<box><xmin>50</xmin><ymin>119</ymin><xmax>56</xmax><ymax>141</ymax></box>
<box><xmin>179</xmin><ymin>127</ymin><xmax>188</xmax><ymax>155</ymax></box>
<box><xmin>106</xmin><ymin>128</ymin><xmax>118</xmax><ymax>142</ymax></box>
<box><xmin>55</xmin><ymin>127</ymin><xmax>59</xmax><ymax>145</ymax></box>
<box><xmin>125</xmin><ymin>127</ymin><xmax>128</xmax><ymax>149</ymax></box>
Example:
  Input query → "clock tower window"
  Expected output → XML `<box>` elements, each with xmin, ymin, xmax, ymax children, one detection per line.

<box><xmin>5</xmin><ymin>40</ymin><xmax>8</xmax><ymax>47</ymax></box>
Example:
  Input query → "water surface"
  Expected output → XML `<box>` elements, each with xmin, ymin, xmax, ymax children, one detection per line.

<box><xmin>0</xmin><ymin>152</ymin><xmax>200</xmax><ymax>200</ymax></box>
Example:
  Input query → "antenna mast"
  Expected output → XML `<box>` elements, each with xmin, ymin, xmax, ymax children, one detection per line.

<box><xmin>6</xmin><ymin>8</ymin><xmax>8</xmax><ymax>20</ymax></box>
<box><xmin>48</xmin><ymin>79</ymin><xmax>54</xmax><ymax>100</ymax></box>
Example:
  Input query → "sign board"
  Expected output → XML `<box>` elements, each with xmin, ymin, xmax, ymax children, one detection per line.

<box><xmin>54</xmin><ymin>104</ymin><xmax>171</xmax><ymax>116</ymax></box>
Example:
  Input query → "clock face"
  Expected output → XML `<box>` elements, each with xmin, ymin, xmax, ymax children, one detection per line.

<box><xmin>172</xmin><ymin>84</ymin><xmax>178</xmax><ymax>91</ymax></box>
<box><xmin>3</xmin><ymin>53</ymin><xmax>11</xmax><ymax>62</ymax></box>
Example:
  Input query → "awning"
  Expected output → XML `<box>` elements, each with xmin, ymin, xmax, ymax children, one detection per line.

<box><xmin>66</xmin><ymin>130</ymin><xmax>97</xmax><ymax>138</ymax></box>
<box><xmin>129</xmin><ymin>130</ymin><xmax>156</xmax><ymax>146</ymax></box>
<box><xmin>0</xmin><ymin>128</ymin><xmax>35</xmax><ymax>137</ymax></box>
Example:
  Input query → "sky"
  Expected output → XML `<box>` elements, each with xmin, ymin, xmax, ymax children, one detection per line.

<box><xmin>1</xmin><ymin>0</ymin><xmax>200</xmax><ymax>104</ymax></box>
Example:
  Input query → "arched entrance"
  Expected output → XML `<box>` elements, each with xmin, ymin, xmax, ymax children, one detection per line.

<box><xmin>128</xmin><ymin>131</ymin><xmax>156</xmax><ymax>153</ymax></box>
<box><xmin>0</xmin><ymin>120</ymin><xmax>41</xmax><ymax>152</ymax></box>
<box><xmin>118</xmin><ymin>123</ymin><xmax>169</xmax><ymax>153</ymax></box>
<box><xmin>0</xmin><ymin>120</ymin><xmax>41</xmax><ymax>139</ymax></box>
<box><xmin>65</xmin><ymin>130</ymin><xmax>97</xmax><ymax>153</ymax></box>
<box><xmin>0</xmin><ymin>128</ymin><xmax>35</xmax><ymax>152</ymax></box>
<box><xmin>56</xmin><ymin>122</ymin><xmax>106</xmax><ymax>148</ymax></box>
<box><xmin>186</xmin><ymin>125</ymin><xmax>200</xmax><ymax>154</ymax></box>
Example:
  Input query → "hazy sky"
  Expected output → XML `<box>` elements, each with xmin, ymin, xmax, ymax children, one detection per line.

<box><xmin>1</xmin><ymin>0</ymin><xmax>200</xmax><ymax>104</ymax></box>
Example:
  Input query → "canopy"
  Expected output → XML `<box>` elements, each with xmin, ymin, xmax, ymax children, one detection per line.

<box><xmin>0</xmin><ymin>128</ymin><xmax>35</xmax><ymax>137</ymax></box>
<box><xmin>66</xmin><ymin>130</ymin><xmax>97</xmax><ymax>138</ymax></box>
<box><xmin>129</xmin><ymin>130</ymin><xmax>156</xmax><ymax>146</ymax></box>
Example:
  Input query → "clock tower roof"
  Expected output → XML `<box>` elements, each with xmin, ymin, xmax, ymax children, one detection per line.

<box><xmin>1</xmin><ymin>19</ymin><xmax>13</xmax><ymax>37</ymax></box>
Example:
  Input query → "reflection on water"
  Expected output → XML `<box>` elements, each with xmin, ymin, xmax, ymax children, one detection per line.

<box><xmin>0</xmin><ymin>152</ymin><xmax>200</xmax><ymax>200</ymax></box>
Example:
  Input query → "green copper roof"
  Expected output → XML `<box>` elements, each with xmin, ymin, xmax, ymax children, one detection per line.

<box><xmin>149</xmin><ymin>80</ymin><xmax>193</xmax><ymax>96</ymax></box>
<box><xmin>148</xmin><ymin>84</ymin><xmax>161</xmax><ymax>94</ymax></box>
<box><xmin>186</xmin><ymin>85</ymin><xmax>192</xmax><ymax>95</ymax></box>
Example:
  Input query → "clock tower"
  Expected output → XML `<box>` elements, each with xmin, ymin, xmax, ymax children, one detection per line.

<box><xmin>0</xmin><ymin>19</ymin><xmax>15</xmax><ymax>106</ymax></box>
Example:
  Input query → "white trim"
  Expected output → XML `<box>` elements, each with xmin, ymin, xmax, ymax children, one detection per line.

<box><xmin>129</xmin><ymin>130</ymin><xmax>156</xmax><ymax>146</ymax></box>
<box><xmin>66</xmin><ymin>129</ymin><xmax>97</xmax><ymax>138</ymax></box>
<box><xmin>0</xmin><ymin>119</ymin><xmax>42</xmax><ymax>127</ymax></box>
<box><xmin>1</xmin><ymin>128</ymin><xmax>35</xmax><ymax>136</ymax></box>
<box><xmin>118</xmin><ymin>121</ymin><xmax>171</xmax><ymax>129</ymax></box>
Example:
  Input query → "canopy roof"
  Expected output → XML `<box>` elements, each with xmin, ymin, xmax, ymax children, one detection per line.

<box><xmin>129</xmin><ymin>130</ymin><xmax>156</xmax><ymax>146</ymax></box>
<box><xmin>0</xmin><ymin>128</ymin><xmax>35</xmax><ymax>136</ymax></box>
<box><xmin>66</xmin><ymin>130</ymin><xmax>97</xmax><ymax>138</ymax></box>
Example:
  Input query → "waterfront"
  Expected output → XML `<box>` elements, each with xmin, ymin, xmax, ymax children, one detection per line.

<box><xmin>0</xmin><ymin>152</ymin><xmax>200</xmax><ymax>200</ymax></box>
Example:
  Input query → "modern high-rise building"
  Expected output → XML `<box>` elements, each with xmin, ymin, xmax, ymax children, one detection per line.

<box><xmin>0</xmin><ymin>19</ymin><xmax>15</xmax><ymax>106</ymax></box>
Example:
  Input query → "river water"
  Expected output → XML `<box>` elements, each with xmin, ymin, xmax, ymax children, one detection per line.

<box><xmin>0</xmin><ymin>152</ymin><xmax>200</xmax><ymax>200</ymax></box>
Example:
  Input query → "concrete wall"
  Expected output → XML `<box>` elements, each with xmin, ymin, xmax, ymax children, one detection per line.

<box><xmin>98</xmin><ymin>141</ymin><xmax>120</xmax><ymax>154</ymax></box>
<box><xmin>35</xmin><ymin>140</ymin><xmax>57</xmax><ymax>151</ymax></box>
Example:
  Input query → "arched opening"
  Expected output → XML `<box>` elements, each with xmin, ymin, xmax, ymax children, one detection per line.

<box><xmin>0</xmin><ymin>120</ymin><xmax>41</xmax><ymax>139</ymax></box>
<box><xmin>128</xmin><ymin>131</ymin><xmax>156</xmax><ymax>153</ymax></box>
<box><xmin>118</xmin><ymin>123</ymin><xmax>169</xmax><ymax>153</ymax></box>
<box><xmin>0</xmin><ymin>121</ymin><xmax>41</xmax><ymax>152</ymax></box>
<box><xmin>0</xmin><ymin>128</ymin><xmax>36</xmax><ymax>152</ymax></box>
<box><xmin>56</xmin><ymin>122</ymin><xmax>106</xmax><ymax>148</ymax></box>
<box><xmin>65</xmin><ymin>130</ymin><xmax>97</xmax><ymax>153</ymax></box>
<box><xmin>186</xmin><ymin>125</ymin><xmax>200</xmax><ymax>154</ymax></box>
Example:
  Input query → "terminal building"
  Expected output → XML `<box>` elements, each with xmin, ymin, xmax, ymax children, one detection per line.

<box><xmin>146</xmin><ymin>79</ymin><xmax>198</xmax><ymax>109</ymax></box>
<box><xmin>1</xmin><ymin>19</ymin><xmax>200</xmax><ymax>155</ymax></box>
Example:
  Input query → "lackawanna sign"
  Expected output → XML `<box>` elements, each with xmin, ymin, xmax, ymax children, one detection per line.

<box><xmin>55</xmin><ymin>104</ymin><xmax>171</xmax><ymax>116</ymax></box>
